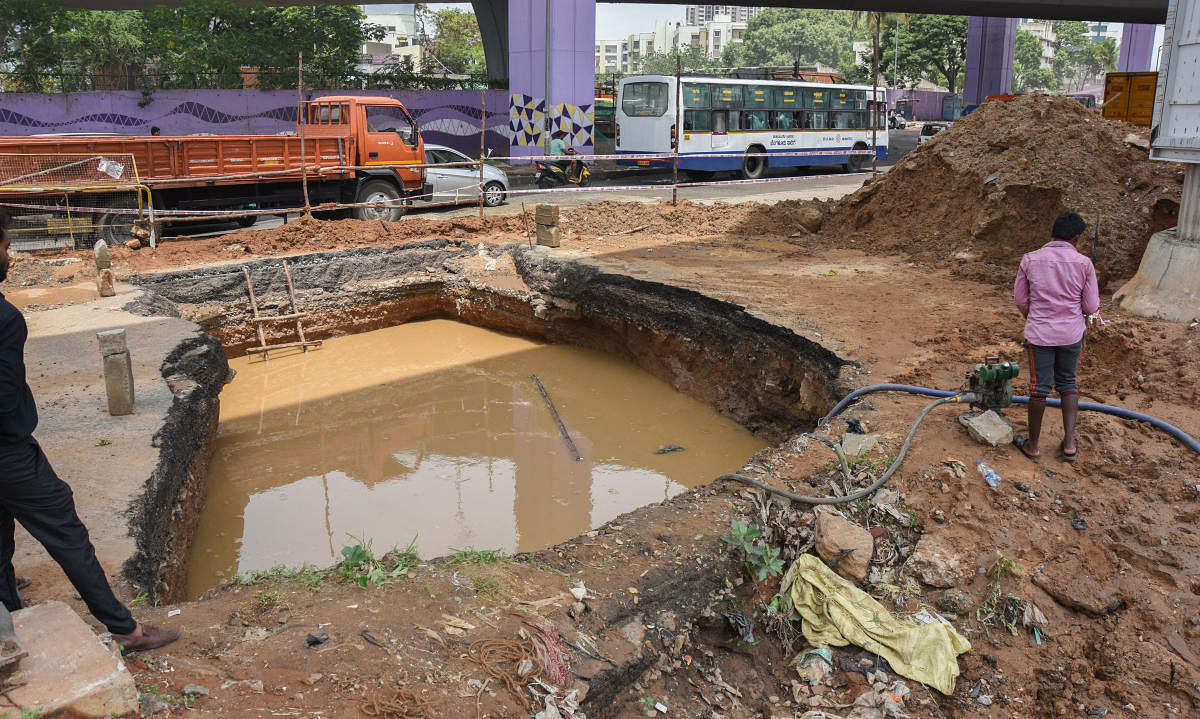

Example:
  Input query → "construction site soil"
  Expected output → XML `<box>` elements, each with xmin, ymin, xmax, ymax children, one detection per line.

<box><xmin>5</xmin><ymin>96</ymin><xmax>1199</xmax><ymax>719</ymax></box>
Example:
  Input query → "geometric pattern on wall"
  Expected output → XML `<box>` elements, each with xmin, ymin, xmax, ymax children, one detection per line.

<box><xmin>508</xmin><ymin>93</ymin><xmax>547</xmax><ymax>147</ymax></box>
<box><xmin>550</xmin><ymin>102</ymin><xmax>594</xmax><ymax>147</ymax></box>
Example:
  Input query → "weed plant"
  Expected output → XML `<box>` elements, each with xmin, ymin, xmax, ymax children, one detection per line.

<box><xmin>337</xmin><ymin>534</ymin><xmax>419</xmax><ymax>587</ymax></box>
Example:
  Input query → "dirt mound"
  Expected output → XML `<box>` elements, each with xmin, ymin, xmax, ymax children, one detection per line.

<box><xmin>562</xmin><ymin>198</ymin><xmax>833</xmax><ymax>239</ymax></box>
<box><xmin>817</xmin><ymin>95</ymin><xmax>1184</xmax><ymax>287</ymax></box>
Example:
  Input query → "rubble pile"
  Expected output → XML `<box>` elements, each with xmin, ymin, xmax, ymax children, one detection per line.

<box><xmin>819</xmin><ymin>95</ymin><xmax>1184</xmax><ymax>287</ymax></box>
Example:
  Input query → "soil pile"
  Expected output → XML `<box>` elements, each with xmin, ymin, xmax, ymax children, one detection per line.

<box><xmin>562</xmin><ymin>199</ymin><xmax>833</xmax><ymax>239</ymax></box>
<box><xmin>818</xmin><ymin>95</ymin><xmax>1184</xmax><ymax>287</ymax></box>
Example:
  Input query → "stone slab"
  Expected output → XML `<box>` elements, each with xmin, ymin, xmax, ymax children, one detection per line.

<box><xmin>102</xmin><ymin>351</ymin><xmax>136</xmax><ymax>416</ymax></box>
<box><xmin>536</xmin><ymin>225</ymin><xmax>561</xmax><ymax>247</ymax></box>
<box><xmin>97</xmin><ymin>268</ymin><xmax>116</xmax><ymax>297</ymax></box>
<box><xmin>96</xmin><ymin>327</ymin><xmax>128</xmax><ymax>356</ymax></box>
<box><xmin>958</xmin><ymin>410</ymin><xmax>1013</xmax><ymax>447</ymax></box>
<box><xmin>8</xmin><ymin>601</ymin><xmax>138</xmax><ymax>717</ymax></box>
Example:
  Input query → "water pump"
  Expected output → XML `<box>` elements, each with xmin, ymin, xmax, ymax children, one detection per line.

<box><xmin>966</xmin><ymin>356</ymin><xmax>1019</xmax><ymax>411</ymax></box>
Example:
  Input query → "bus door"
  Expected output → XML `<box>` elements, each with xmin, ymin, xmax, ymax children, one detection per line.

<box><xmin>710</xmin><ymin>110</ymin><xmax>729</xmax><ymax>151</ymax></box>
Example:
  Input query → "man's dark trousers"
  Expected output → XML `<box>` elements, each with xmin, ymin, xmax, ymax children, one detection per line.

<box><xmin>0</xmin><ymin>437</ymin><xmax>135</xmax><ymax>634</ymax></box>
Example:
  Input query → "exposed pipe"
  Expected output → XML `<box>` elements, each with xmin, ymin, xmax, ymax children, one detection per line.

<box><xmin>722</xmin><ymin>383</ymin><xmax>1200</xmax><ymax>505</ymax></box>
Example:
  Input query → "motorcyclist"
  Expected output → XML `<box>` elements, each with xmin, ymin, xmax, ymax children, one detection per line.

<box><xmin>549</xmin><ymin>137</ymin><xmax>579</xmax><ymax>181</ymax></box>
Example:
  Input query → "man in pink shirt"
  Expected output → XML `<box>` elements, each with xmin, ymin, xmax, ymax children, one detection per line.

<box><xmin>1012</xmin><ymin>212</ymin><xmax>1100</xmax><ymax>461</ymax></box>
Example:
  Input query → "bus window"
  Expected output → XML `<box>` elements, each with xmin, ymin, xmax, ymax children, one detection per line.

<box><xmin>832</xmin><ymin>111</ymin><xmax>862</xmax><ymax>129</ymax></box>
<box><xmin>806</xmin><ymin>89</ymin><xmax>827</xmax><ymax>109</ymax></box>
<box><xmin>772</xmin><ymin>87</ymin><xmax>799</xmax><ymax>107</ymax></box>
<box><xmin>711</xmin><ymin>110</ymin><xmax>728</xmax><ymax>133</ymax></box>
<box><xmin>622</xmin><ymin>81</ymin><xmax>669</xmax><ymax>117</ymax></box>
<box><xmin>683</xmin><ymin>83</ymin><xmax>710</xmax><ymax>108</ymax></box>
<box><xmin>833</xmin><ymin>91</ymin><xmax>851</xmax><ymax>109</ymax></box>
<box><xmin>713</xmin><ymin>86</ymin><xmax>743</xmax><ymax>107</ymax></box>
<box><xmin>684</xmin><ymin>109</ymin><xmax>712</xmax><ymax>132</ymax></box>
<box><xmin>741</xmin><ymin>111</ymin><xmax>768</xmax><ymax>130</ymax></box>
<box><xmin>804</xmin><ymin>111</ymin><xmax>829</xmax><ymax>129</ymax></box>
<box><xmin>744</xmin><ymin>86</ymin><xmax>770</xmax><ymax>106</ymax></box>
<box><xmin>853</xmin><ymin>90</ymin><xmax>868</xmax><ymax>110</ymax></box>
<box><xmin>772</xmin><ymin>111</ymin><xmax>795</xmax><ymax>129</ymax></box>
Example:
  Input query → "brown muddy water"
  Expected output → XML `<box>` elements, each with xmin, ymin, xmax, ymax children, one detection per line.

<box><xmin>187</xmin><ymin>319</ymin><xmax>766</xmax><ymax>596</ymax></box>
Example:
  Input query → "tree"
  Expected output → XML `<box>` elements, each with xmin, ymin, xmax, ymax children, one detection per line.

<box><xmin>639</xmin><ymin>44</ymin><xmax>720</xmax><ymax>74</ymax></box>
<box><xmin>417</xmin><ymin>7</ymin><xmax>485</xmax><ymax>75</ymax></box>
<box><xmin>1013</xmin><ymin>27</ymin><xmax>1056</xmax><ymax>91</ymax></box>
<box><xmin>871</xmin><ymin>14</ymin><xmax>967</xmax><ymax>94</ymax></box>
<box><xmin>722</xmin><ymin>9</ymin><xmax>863</xmax><ymax>70</ymax></box>
<box><xmin>1</xmin><ymin>0</ymin><xmax>146</xmax><ymax>91</ymax></box>
<box><xmin>1049</xmin><ymin>20</ymin><xmax>1090</xmax><ymax>91</ymax></box>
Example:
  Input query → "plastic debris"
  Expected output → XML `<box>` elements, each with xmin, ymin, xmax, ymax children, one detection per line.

<box><xmin>976</xmin><ymin>460</ymin><xmax>1002</xmax><ymax>488</ymax></box>
<box><xmin>721</xmin><ymin>609</ymin><xmax>755</xmax><ymax>643</ymax></box>
<box><xmin>305</xmin><ymin>632</ymin><xmax>329</xmax><ymax>647</ymax></box>
<box><xmin>848</xmin><ymin>680</ymin><xmax>909</xmax><ymax>718</ymax></box>
<box><xmin>795</xmin><ymin>648</ymin><xmax>834</xmax><ymax>685</ymax></box>
<box><xmin>1072</xmin><ymin>518</ymin><xmax>1088</xmax><ymax>530</ymax></box>
<box><xmin>654</xmin><ymin>445</ymin><xmax>686</xmax><ymax>454</ymax></box>
<box><xmin>788</xmin><ymin>554</ymin><xmax>971</xmax><ymax>695</ymax></box>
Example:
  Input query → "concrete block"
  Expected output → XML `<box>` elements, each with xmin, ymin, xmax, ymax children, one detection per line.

<box><xmin>841</xmin><ymin>433</ymin><xmax>878</xmax><ymax>457</ymax></box>
<box><xmin>96</xmin><ymin>268</ymin><xmax>115</xmax><ymax>297</ymax></box>
<box><xmin>536</xmin><ymin>225</ymin><xmax>561</xmax><ymax>248</ymax></box>
<box><xmin>535</xmin><ymin>203</ymin><xmax>559</xmax><ymax>226</ymax></box>
<box><xmin>8</xmin><ymin>601</ymin><xmax>139</xmax><ymax>718</ymax></box>
<box><xmin>93</xmin><ymin>240</ymin><xmax>111</xmax><ymax>269</ymax></box>
<box><xmin>96</xmin><ymin>328</ymin><xmax>128</xmax><ymax>357</ymax></box>
<box><xmin>103</xmin><ymin>351</ymin><xmax>135</xmax><ymax>416</ymax></box>
<box><xmin>1115</xmin><ymin>228</ymin><xmax>1200</xmax><ymax>322</ymax></box>
<box><xmin>958</xmin><ymin>410</ymin><xmax>1013</xmax><ymax>447</ymax></box>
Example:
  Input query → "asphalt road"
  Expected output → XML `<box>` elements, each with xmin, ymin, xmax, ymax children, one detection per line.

<box><xmin>176</xmin><ymin>128</ymin><xmax>920</xmax><ymax>238</ymax></box>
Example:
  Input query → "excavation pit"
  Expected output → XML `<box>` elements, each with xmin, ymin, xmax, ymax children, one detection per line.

<box><xmin>129</xmin><ymin>239</ymin><xmax>854</xmax><ymax>602</ymax></box>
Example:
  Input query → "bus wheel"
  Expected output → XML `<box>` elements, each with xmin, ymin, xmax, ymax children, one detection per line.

<box><xmin>741</xmin><ymin>146</ymin><xmax>767</xmax><ymax>180</ymax></box>
<box><xmin>354</xmin><ymin>180</ymin><xmax>404</xmax><ymax>222</ymax></box>
<box><xmin>845</xmin><ymin>142</ymin><xmax>871</xmax><ymax>173</ymax></box>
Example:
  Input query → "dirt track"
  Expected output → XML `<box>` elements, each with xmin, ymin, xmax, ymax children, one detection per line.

<box><xmin>6</xmin><ymin>96</ymin><xmax>1200</xmax><ymax>719</ymax></box>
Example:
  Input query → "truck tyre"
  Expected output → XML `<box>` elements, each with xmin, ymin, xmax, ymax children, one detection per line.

<box><xmin>482</xmin><ymin>181</ymin><xmax>506</xmax><ymax>207</ymax></box>
<box><xmin>844</xmin><ymin>142</ymin><xmax>870</xmax><ymax>173</ymax></box>
<box><xmin>92</xmin><ymin>199</ymin><xmax>136</xmax><ymax>248</ymax></box>
<box><xmin>354</xmin><ymin>180</ymin><xmax>404</xmax><ymax>222</ymax></box>
<box><xmin>741</xmin><ymin>146</ymin><xmax>767</xmax><ymax>180</ymax></box>
<box><xmin>235</xmin><ymin>215</ymin><xmax>258</xmax><ymax>228</ymax></box>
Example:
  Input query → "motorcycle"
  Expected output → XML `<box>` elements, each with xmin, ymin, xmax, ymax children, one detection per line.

<box><xmin>534</xmin><ymin>155</ymin><xmax>590</xmax><ymax>189</ymax></box>
<box><xmin>888</xmin><ymin>112</ymin><xmax>908</xmax><ymax>130</ymax></box>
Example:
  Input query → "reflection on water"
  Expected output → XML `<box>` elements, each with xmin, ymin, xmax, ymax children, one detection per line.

<box><xmin>187</xmin><ymin>320</ymin><xmax>766</xmax><ymax>597</ymax></box>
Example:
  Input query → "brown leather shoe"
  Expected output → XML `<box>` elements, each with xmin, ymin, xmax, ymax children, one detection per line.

<box><xmin>111</xmin><ymin>623</ymin><xmax>180</xmax><ymax>652</ymax></box>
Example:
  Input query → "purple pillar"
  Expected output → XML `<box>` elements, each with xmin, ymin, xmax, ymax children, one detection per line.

<box><xmin>507</xmin><ymin>0</ymin><xmax>596</xmax><ymax>158</ymax></box>
<box><xmin>963</xmin><ymin>17</ymin><xmax>1017</xmax><ymax>107</ymax></box>
<box><xmin>1118</xmin><ymin>24</ymin><xmax>1157</xmax><ymax>72</ymax></box>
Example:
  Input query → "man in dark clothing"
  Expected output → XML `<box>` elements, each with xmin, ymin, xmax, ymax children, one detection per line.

<box><xmin>0</xmin><ymin>211</ymin><xmax>178</xmax><ymax>651</ymax></box>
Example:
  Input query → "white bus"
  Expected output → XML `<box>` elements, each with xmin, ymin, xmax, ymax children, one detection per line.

<box><xmin>615</xmin><ymin>75</ymin><xmax>887</xmax><ymax>179</ymax></box>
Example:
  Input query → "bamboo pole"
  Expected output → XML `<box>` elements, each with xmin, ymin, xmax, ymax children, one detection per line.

<box><xmin>298</xmin><ymin>51</ymin><xmax>312</xmax><ymax>218</ymax></box>
<box><xmin>673</xmin><ymin>54</ymin><xmax>681</xmax><ymax>206</ymax></box>
<box><xmin>478</xmin><ymin>89</ymin><xmax>486</xmax><ymax>219</ymax></box>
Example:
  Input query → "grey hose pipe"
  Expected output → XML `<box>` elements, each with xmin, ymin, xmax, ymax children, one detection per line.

<box><xmin>719</xmin><ymin>393</ymin><xmax>969</xmax><ymax>504</ymax></box>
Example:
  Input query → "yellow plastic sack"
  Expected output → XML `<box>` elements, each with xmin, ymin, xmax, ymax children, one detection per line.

<box><xmin>788</xmin><ymin>554</ymin><xmax>971</xmax><ymax>695</ymax></box>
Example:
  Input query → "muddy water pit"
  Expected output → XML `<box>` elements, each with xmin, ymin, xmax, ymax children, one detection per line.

<box><xmin>129</xmin><ymin>239</ymin><xmax>853</xmax><ymax>601</ymax></box>
<box><xmin>186</xmin><ymin>319</ymin><xmax>768</xmax><ymax>596</ymax></box>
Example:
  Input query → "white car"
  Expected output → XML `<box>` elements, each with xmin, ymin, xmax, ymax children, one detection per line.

<box><xmin>420</xmin><ymin>144</ymin><xmax>508</xmax><ymax>207</ymax></box>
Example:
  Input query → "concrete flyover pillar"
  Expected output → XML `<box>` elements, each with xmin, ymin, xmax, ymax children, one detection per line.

<box><xmin>1118</xmin><ymin>24</ymin><xmax>1158</xmax><ymax>72</ymax></box>
<box><xmin>963</xmin><ymin>17</ymin><xmax>1017</xmax><ymax>107</ymax></box>
<box><xmin>507</xmin><ymin>0</ymin><xmax>597</xmax><ymax>160</ymax></box>
<box><xmin>1115</xmin><ymin>165</ymin><xmax>1200</xmax><ymax>321</ymax></box>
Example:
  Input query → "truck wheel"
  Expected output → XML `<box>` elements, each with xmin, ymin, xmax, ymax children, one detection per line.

<box><xmin>92</xmin><ymin>200</ymin><xmax>136</xmax><ymax>248</ymax></box>
<box><xmin>482</xmin><ymin>181</ymin><xmax>506</xmax><ymax>207</ymax></box>
<box><xmin>354</xmin><ymin>180</ymin><xmax>404</xmax><ymax>222</ymax></box>
<box><xmin>741</xmin><ymin>146</ymin><xmax>767</xmax><ymax>180</ymax></box>
<box><xmin>235</xmin><ymin>215</ymin><xmax>258</xmax><ymax>228</ymax></box>
<box><xmin>844</xmin><ymin>142</ymin><xmax>870</xmax><ymax>173</ymax></box>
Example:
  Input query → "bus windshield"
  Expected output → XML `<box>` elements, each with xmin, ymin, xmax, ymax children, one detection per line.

<box><xmin>622</xmin><ymin>81</ymin><xmax>669</xmax><ymax>117</ymax></box>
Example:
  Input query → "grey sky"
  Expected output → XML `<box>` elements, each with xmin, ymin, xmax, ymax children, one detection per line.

<box><xmin>425</xmin><ymin>2</ymin><xmax>683</xmax><ymax>41</ymax></box>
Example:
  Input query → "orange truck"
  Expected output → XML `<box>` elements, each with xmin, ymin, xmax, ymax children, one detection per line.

<box><xmin>1102</xmin><ymin>71</ymin><xmax>1158</xmax><ymax>127</ymax></box>
<box><xmin>0</xmin><ymin>95</ymin><xmax>425</xmax><ymax>242</ymax></box>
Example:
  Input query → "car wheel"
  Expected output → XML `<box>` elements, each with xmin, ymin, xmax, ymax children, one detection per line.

<box><xmin>354</xmin><ymin>180</ymin><xmax>404</xmax><ymax>222</ymax></box>
<box><xmin>741</xmin><ymin>146</ymin><xmax>767</xmax><ymax>180</ymax></box>
<box><xmin>482</xmin><ymin>181</ymin><xmax>506</xmax><ymax>207</ymax></box>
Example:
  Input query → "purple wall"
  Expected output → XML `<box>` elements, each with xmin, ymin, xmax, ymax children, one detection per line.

<box><xmin>507</xmin><ymin>0</ymin><xmax>596</xmax><ymax>157</ymax></box>
<box><xmin>0</xmin><ymin>89</ymin><xmax>510</xmax><ymax>157</ymax></box>
<box><xmin>1118</xmin><ymin>24</ymin><xmax>1157</xmax><ymax>72</ymax></box>
<box><xmin>887</xmin><ymin>89</ymin><xmax>959</xmax><ymax>121</ymax></box>
<box><xmin>964</xmin><ymin>17</ymin><xmax>1017</xmax><ymax>106</ymax></box>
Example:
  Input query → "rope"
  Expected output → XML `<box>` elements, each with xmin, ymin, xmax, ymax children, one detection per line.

<box><xmin>360</xmin><ymin>684</ymin><xmax>441</xmax><ymax>719</ymax></box>
<box><xmin>468</xmin><ymin>637</ymin><xmax>538</xmax><ymax>709</ymax></box>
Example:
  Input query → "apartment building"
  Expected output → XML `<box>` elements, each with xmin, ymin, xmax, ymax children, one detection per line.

<box><xmin>685</xmin><ymin>5</ymin><xmax>763</xmax><ymax>25</ymax></box>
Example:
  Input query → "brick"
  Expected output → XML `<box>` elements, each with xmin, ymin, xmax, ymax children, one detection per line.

<box><xmin>536</xmin><ymin>225</ymin><xmax>561</xmax><ymax>248</ymax></box>
<box><xmin>8</xmin><ymin>601</ymin><xmax>139</xmax><ymax>718</ymax></box>
<box><xmin>534</xmin><ymin>203</ymin><xmax>559</xmax><ymax>226</ymax></box>
<box><xmin>95</xmin><ymin>328</ymin><xmax>128</xmax><ymax>356</ymax></box>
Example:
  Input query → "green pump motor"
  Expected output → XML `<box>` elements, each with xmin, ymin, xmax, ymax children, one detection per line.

<box><xmin>967</xmin><ymin>356</ymin><xmax>1019</xmax><ymax>411</ymax></box>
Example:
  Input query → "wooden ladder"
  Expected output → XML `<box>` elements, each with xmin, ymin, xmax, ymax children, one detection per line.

<box><xmin>243</xmin><ymin>260</ymin><xmax>322</xmax><ymax>360</ymax></box>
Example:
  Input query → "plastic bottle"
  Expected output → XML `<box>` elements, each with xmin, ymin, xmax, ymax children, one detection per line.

<box><xmin>976</xmin><ymin>460</ymin><xmax>1002</xmax><ymax>488</ymax></box>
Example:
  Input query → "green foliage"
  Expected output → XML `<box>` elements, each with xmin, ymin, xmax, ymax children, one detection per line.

<box><xmin>1046</xmin><ymin>20</ymin><xmax>1112</xmax><ymax>91</ymax></box>
<box><xmin>95</xmin><ymin>438</ymin><xmax>112</xmax><ymax>446</ymax></box>
<box><xmin>252</xmin><ymin>589</ymin><xmax>280</xmax><ymax>606</ymax></box>
<box><xmin>1014</xmin><ymin>28</ymin><xmax>1058</xmax><ymax>92</ymax></box>
<box><xmin>337</xmin><ymin>534</ymin><xmax>419</xmax><ymax>587</ymax></box>
<box><xmin>0</xmin><ymin>708</ymin><xmax>43</xmax><ymax>719</ymax></box>
<box><xmin>234</xmin><ymin>563</ymin><xmax>325</xmax><ymax>590</ymax></box>
<box><xmin>639</xmin><ymin>44</ymin><xmax>722</xmax><ymax>74</ymax></box>
<box><xmin>417</xmin><ymin>6</ymin><xmax>485</xmax><ymax>75</ymax></box>
<box><xmin>723</xmin><ymin>8</ymin><xmax>864</xmax><ymax>70</ymax></box>
<box><xmin>449</xmin><ymin>547</ymin><xmax>504</xmax><ymax>565</ymax></box>
<box><xmin>988</xmin><ymin>551</ymin><xmax>1023</xmax><ymax>580</ymax></box>
<box><xmin>637</xmin><ymin>696</ymin><xmax>658</xmax><ymax>716</ymax></box>
<box><xmin>471</xmin><ymin>574</ymin><xmax>505</xmax><ymax>601</ymax></box>
<box><xmin>128</xmin><ymin>592</ymin><xmax>148</xmax><ymax>608</ymax></box>
<box><xmin>722</xmin><ymin>519</ymin><xmax>784</xmax><ymax>582</ymax></box>
<box><xmin>976</xmin><ymin>583</ymin><xmax>1023</xmax><ymax>636</ymax></box>
<box><xmin>874</xmin><ymin>14</ymin><xmax>968</xmax><ymax>94</ymax></box>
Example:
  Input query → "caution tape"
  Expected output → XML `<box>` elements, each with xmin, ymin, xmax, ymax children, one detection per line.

<box><xmin>497</xmin><ymin>170</ymin><xmax>870</xmax><ymax>196</ymax></box>
<box><xmin>493</xmin><ymin>148</ymin><xmax>878</xmax><ymax>162</ymax></box>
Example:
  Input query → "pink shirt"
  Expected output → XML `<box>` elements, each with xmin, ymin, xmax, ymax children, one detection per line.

<box><xmin>1014</xmin><ymin>240</ymin><xmax>1100</xmax><ymax>346</ymax></box>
